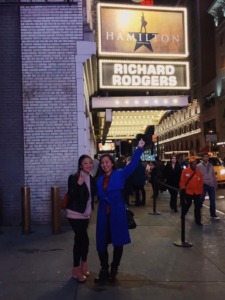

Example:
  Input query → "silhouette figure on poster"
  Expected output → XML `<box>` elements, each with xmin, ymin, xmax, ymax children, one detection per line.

<box><xmin>140</xmin><ymin>12</ymin><xmax>147</xmax><ymax>33</ymax></box>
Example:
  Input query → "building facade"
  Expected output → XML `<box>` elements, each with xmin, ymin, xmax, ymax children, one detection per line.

<box><xmin>156</xmin><ymin>0</ymin><xmax>225</xmax><ymax>159</ymax></box>
<box><xmin>0</xmin><ymin>0</ymin><xmax>97</xmax><ymax>225</ymax></box>
<box><xmin>155</xmin><ymin>100</ymin><xmax>201</xmax><ymax>158</ymax></box>
<box><xmin>207</xmin><ymin>0</ymin><xmax>225</xmax><ymax>157</ymax></box>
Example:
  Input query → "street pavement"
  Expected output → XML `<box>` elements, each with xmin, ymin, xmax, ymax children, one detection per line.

<box><xmin>1</xmin><ymin>183</ymin><xmax>225</xmax><ymax>300</ymax></box>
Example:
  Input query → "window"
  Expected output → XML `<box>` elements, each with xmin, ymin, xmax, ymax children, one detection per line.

<box><xmin>98</xmin><ymin>142</ymin><xmax>115</xmax><ymax>152</ymax></box>
<box><xmin>209</xmin><ymin>157</ymin><xmax>222</xmax><ymax>166</ymax></box>
<box><xmin>203</xmin><ymin>92</ymin><xmax>215</xmax><ymax>109</ymax></box>
<box><xmin>220</xmin><ymin>54</ymin><xmax>225</xmax><ymax>69</ymax></box>
<box><xmin>220</xmin><ymin>32</ymin><xmax>224</xmax><ymax>47</ymax></box>
<box><xmin>222</xmin><ymin>78</ymin><xmax>225</xmax><ymax>95</ymax></box>
<box><xmin>203</xmin><ymin>119</ymin><xmax>216</xmax><ymax>136</ymax></box>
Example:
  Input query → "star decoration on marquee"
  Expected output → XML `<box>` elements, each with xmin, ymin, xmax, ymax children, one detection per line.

<box><xmin>132</xmin><ymin>32</ymin><xmax>156</xmax><ymax>51</ymax></box>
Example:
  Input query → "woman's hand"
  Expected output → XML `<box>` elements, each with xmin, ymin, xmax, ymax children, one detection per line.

<box><xmin>77</xmin><ymin>171</ymin><xmax>85</xmax><ymax>185</ymax></box>
<box><xmin>138</xmin><ymin>138</ymin><xmax>145</xmax><ymax>149</ymax></box>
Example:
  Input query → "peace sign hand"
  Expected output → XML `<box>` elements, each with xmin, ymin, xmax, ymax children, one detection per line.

<box><xmin>77</xmin><ymin>170</ymin><xmax>85</xmax><ymax>185</ymax></box>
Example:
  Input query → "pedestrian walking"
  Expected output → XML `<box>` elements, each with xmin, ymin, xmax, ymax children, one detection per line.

<box><xmin>116</xmin><ymin>155</ymin><xmax>126</xmax><ymax>169</ymax></box>
<box><xmin>179</xmin><ymin>156</ymin><xmax>204</xmax><ymax>225</ymax></box>
<box><xmin>123</xmin><ymin>171</ymin><xmax>134</xmax><ymax>207</ymax></box>
<box><xmin>131</xmin><ymin>159</ymin><xmax>146</xmax><ymax>206</ymax></box>
<box><xmin>116</xmin><ymin>156</ymin><xmax>133</xmax><ymax>207</ymax></box>
<box><xmin>197</xmin><ymin>153</ymin><xmax>220</xmax><ymax>220</ymax></box>
<box><xmin>147</xmin><ymin>160</ymin><xmax>159</xmax><ymax>200</ymax></box>
<box><xmin>164</xmin><ymin>155</ymin><xmax>182</xmax><ymax>212</ymax></box>
<box><xmin>155</xmin><ymin>156</ymin><xmax>165</xmax><ymax>193</ymax></box>
<box><xmin>177</xmin><ymin>154</ymin><xmax>188</xmax><ymax>206</ymax></box>
<box><xmin>177</xmin><ymin>154</ymin><xmax>188</xmax><ymax>170</ymax></box>
<box><xmin>66</xmin><ymin>155</ymin><xmax>96</xmax><ymax>283</ymax></box>
<box><xmin>94</xmin><ymin>139</ymin><xmax>145</xmax><ymax>283</ymax></box>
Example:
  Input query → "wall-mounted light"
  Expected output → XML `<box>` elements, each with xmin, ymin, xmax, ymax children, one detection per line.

<box><xmin>214</xmin><ymin>16</ymin><xmax>219</xmax><ymax>27</ymax></box>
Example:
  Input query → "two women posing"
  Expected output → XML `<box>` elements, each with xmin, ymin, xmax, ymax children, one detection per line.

<box><xmin>66</xmin><ymin>139</ymin><xmax>145</xmax><ymax>283</ymax></box>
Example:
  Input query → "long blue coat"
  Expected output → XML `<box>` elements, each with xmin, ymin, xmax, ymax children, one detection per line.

<box><xmin>96</xmin><ymin>148</ymin><xmax>144</xmax><ymax>252</ymax></box>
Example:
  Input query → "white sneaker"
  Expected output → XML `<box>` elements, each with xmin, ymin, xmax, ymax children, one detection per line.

<box><xmin>210</xmin><ymin>216</ymin><xmax>220</xmax><ymax>220</ymax></box>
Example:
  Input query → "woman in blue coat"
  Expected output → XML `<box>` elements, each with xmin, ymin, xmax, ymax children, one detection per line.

<box><xmin>95</xmin><ymin>139</ymin><xmax>145</xmax><ymax>283</ymax></box>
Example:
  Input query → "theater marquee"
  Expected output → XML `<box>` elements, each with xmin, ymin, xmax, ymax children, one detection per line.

<box><xmin>97</xmin><ymin>3</ymin><xmax>188</xmax><ymax>58</ymax></box>
<box><xmin>99</xmin><ymin>60</ymin><xmax>190</xmax><ymax>90</ymax></box>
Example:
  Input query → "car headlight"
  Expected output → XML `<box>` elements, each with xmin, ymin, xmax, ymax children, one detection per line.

<box><xmin>220</xmin><ymin>169</ymin><xmax>225</xmax><ymax>175</ymax></box>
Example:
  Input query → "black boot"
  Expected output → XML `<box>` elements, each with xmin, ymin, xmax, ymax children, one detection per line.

<box><xmin>94</xmin><ymin>268</ymin><xmax>109</xmax><ymax>283</ymax></box>
<box><xmin>109</xmin><ymin>267</ymin><xmax>118</xmax><ymax>282</ymax></box>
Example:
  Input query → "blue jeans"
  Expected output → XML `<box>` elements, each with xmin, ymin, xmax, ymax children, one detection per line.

<box><xmin>202</xmin><ymin>184</ymin><xmax>216</xmax><ymax>217</ymax></box>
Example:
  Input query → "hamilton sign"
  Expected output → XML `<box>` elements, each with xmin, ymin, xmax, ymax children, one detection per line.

<box><xmin>97</xmin><ymin>3</ymin><xmax>188</xmax><ymax>58</ymax></box>
<box><xmin>99</xmin><ymin>60</ymin><xmax>190</xmax><ymax>90</ymax></box>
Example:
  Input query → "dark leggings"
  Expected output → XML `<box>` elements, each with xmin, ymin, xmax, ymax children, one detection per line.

<box><xmin>68</xmin><ymin>218</ymin><xmax>89</xmax><ymax>267</ymax></box>
<box><xmin>168</xmin><ymin>188</ymin><xmax>178</xmax><ymax>210</ymax></box>
<box><xmin>133</xmin><ymin>185</ymin><xmax>146</xmax><ymax>203</ymax></box>
<box><xmin>97</xmin><ymin>214</ymin><xmax>124</xmax><ymax>270</ymax></box>
<box><xmin>98</xmin><ymin>246</ymin><xmax>123</xmax><ymax>270</ymax></box>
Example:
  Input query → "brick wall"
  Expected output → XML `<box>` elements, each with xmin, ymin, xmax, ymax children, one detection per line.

<box><xmin>20</xmin><ymin>2</ymin><xmax>83</xmax><ymax>224</ymax></box>
<box><xmin>0</xmin><ymin>1</ymin><xmax>96</xmax><ymax>225</ymax></box>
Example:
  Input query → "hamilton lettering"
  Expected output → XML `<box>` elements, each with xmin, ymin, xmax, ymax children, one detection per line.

<box><xmin>116</xmin><ymin>32</ymin><xmax>124</xmax><ymax>41</ymax></box>
<box><xmin>154</xmin><ymin>34</ymin><xmax>180</xmax><ymax>43</ymax></box>
<box><xmin>105</xmin><ymin>32</ymin><xmax>180</xmax><ymax>44</ymax></box>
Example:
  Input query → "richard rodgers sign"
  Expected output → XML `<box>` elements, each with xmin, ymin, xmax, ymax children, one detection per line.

<box><xmin>99</xmin><ymin>60</ymin><xmax>190</xmax><ymax>90</ymax></box>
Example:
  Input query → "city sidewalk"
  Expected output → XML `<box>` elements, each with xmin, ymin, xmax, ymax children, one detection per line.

<box><xmin>1</xmin><ymin>183</ymin><xmax>225</xmax><ymax>300</ymax></box>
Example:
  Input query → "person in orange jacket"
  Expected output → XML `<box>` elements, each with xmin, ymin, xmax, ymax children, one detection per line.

<box><xmin>179</xmin><ymin>156</ymin><xmax>204</xmax><ymax>225</ymax></box>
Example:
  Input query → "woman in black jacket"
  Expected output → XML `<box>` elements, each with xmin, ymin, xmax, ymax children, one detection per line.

<box><xmin>66</xmin><ymin>155</ymin><xmax>96</xmax><ymax>283</ymax></box>
<box><xmin>164</xmin><ymin>155</ymin><xmax>182</xmax><ymax>212</ymax></box>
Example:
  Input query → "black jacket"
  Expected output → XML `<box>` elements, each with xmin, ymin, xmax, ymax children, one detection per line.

<box><xmin>164</xmin><ymin>162</ymin><xmax>182</xmax><ymax>188</ymax></box>
<box><xmin>67</xmin><ymin>173</ymin><xmax>96</xmax><ymax>213</ymax></box>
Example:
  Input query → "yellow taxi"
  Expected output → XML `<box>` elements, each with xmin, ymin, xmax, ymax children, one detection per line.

<box><xmin>207</xmin><ymin>156</ymin><xmax>225</xmax><ymax>186</ymax></box>
<box><xmin>186</xmin><ymin>156</ymin><xmax>225</xmax><ymax>186</ymax></box>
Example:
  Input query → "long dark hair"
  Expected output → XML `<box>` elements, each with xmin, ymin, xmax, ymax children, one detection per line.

<box><xmin>95</xmin><ymin>154</ymin><xmax>117</xmax><ymax>177</ymax></box>
<box><xmin>77</xmin><ymin>155</ymin><xmax>93</xmax><ymax>173</ymax></box>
